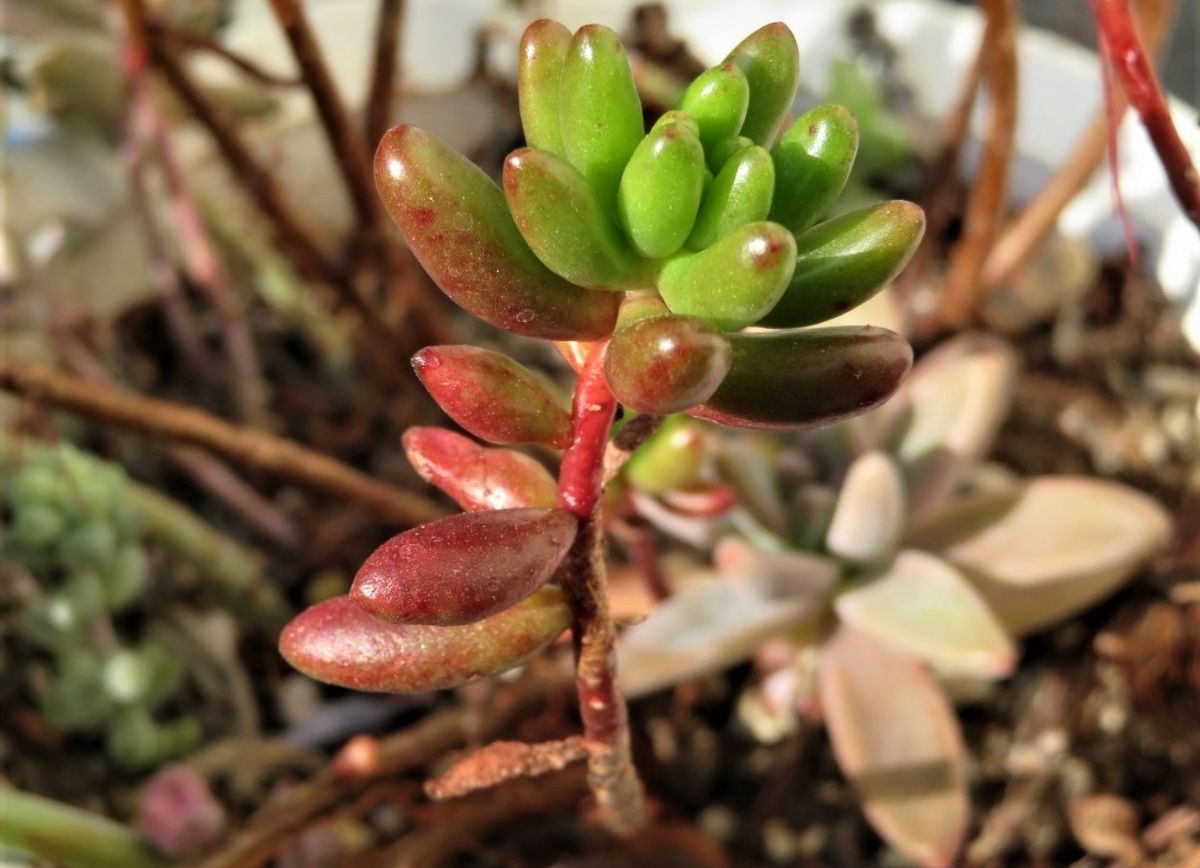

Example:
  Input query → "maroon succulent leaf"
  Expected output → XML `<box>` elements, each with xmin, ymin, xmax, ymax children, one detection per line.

<box><xmin>412</xmin><ymin>345</ymin><xmax>572</xmax><ymax>448</ymax></box>
<box><xmin>605</xmin><ymin>311</ymin><xmax>732</xmax><ymax>414</ymax></box>
<box><xmin>350</xmin><ymin>508</ymin><xmax>577</xmax><ymax>625</ymax></box>
<box><xmin>280</xmin><ymin>588</ymin><xmax>571</xmax><ymax>693</ymax></box>
<box><xmin>691</xmin><ymin>326</ymin><xmax>912</xmax><ymax>430</ymax></box>
<box><xmin>374</xmin><ymin>125</ymin><xmax>620</xmax><ymax>339</ymax></box>
<box><xmin>403</xmin><ymin>427</ymin><xmax>558</xmax><ymax>511</ymax></box>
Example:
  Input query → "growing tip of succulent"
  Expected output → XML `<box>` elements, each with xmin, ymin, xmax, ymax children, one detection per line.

<box><xmin>350</xmin><ymin>508</ymin><xmax>577</xmax><ymax>625</ymax></box>
<box><xmin>280</xmin><ymin>588</ymin><xmax>571</xmax><ymax>694</ymax></box>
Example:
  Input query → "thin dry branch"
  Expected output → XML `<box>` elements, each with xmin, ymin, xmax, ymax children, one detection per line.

<box><xmin>937</xmin><ymin>0</ymin><xmax>1019</xmax><ymax>330</ymax></box>
<box><xmin>153</xmin><ymin>23</ymin><xmax>303</xmax><ymax>88</ymax></box>
<box><xmin>424</xmin><ymin>736</ymin><xmax>586</xmax><ymax>800</ymax></box>
<box><xmin>984</xmin><ymin>0</ymin><xmax>1174</xmax><ymax>289</ymax></box>
<box><xmin>0</xmin><ymin>356</ymin><xmax>446</xmax><ymax>528</ymax></box>
<box><xmin>364</xmin><ymin>0</ymin><xmax>405</xmax><ymax>150</ymax></box>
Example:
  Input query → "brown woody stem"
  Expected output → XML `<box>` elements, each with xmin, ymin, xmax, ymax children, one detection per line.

<box><xmin>1090</xmin><ymin>0</ymin><xmax>1200</xmax><ymax>230</ymax></box>
<box><xmin>556</xmin><ymin>342</ymin><xmax>647</xmax><ymax>837</ymax></box>
<box><xmin>365</xmin><ymin>0</ymin><xmax>406</xmax><ymax>150</ymax></box>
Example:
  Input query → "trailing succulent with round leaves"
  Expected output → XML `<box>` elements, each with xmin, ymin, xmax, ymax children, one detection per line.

<box><xmin>615</xmin><ymin>333</ymin><xmax>1172</xmax><ymax>867</ymax></box>
<box><xmin>280</xmin><ymin>19</ymin><xmax>924</xmax><ymax>698</ymax></box>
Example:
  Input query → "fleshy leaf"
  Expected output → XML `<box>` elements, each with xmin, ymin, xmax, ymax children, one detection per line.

<box><xmin>351</xmin><ymin>508</ymin><xmax>576</xmax><ymax>625</ymax></box>
<box><xmin>819</xmin><ymin>626</ymin><xmax>968</xmax><ymax>868</ymax></box>
<box><xmin>714</xmin><ymin>535</ymin><xmax>840</xmax><ymax>599</ymax></box>
<box><xmin>825</xmin><ymin>451</ymin><xmax>906</xmax><ymax>564</ymax></box>
<box><xmin>723</xmin><ymin>23</ymin><xmax>800</xmax><ymax>146</ymax></box>
<box><xmin>518</xmin><ymin>20</ymin><xmax>572</xmax><ymax>155</ymax></box>
<box><xmin>693</xmin><ymin>326</ymin><xmax>912</xmax><ymax>430</ymax></box>
<box><xmin>411</xmin><ymin>345</ymin><xmax>571</xmax><ymax>448</ymax></box>
<box><xmin>618</xmin><ymin>120</ymin><xmax>707</xmax><ymax>258</ymax></box>
<box><xmin>769</xmin><ymin>104</ymin><xmax>859</xmax><ymax>233</ymax></box>
<box><xmin>560</xmin><ymin>24</ymin><xmax>644</xmax><ymax>209</ymax></box>
<box><xmin>894</xmin><ymin>334</ymin><xmax>1017</xmax><ymax>519</ymax></box>
<box><xmin>605</xmin><ymin>298</ymin><xmax>731</xmax><ymax>415</ymax></box>
<box><xmin>906</xmin><ymin>477</ymin><xmax>1171</xmax><ymax>636</ymax></box>
<box><xmin>280</xmin><ymin>588</ymin><xmax>570</xmax><ymax>693</ymax></box>
<box><xmin>375</xmin><ymin>125</ymin><xmax>619</xmax><ymax>339</ymax></box>
<box><xmin>658</xmin><ymin>221</ymin><xmax>796</xmax><ymax>331</ymax></box>
<box><xmin>678</xmin><ymin>62</ymin><xmax>750</xmax><ymax>157</ymax></box>
<box><xmin>686</xmin><ymin>144</ymin><xmax>775</xmax><ymax>250</ymax></box>
<box><xmin>834</xmin><ymin>550</ymin><xmax>1016</xmax><ymax>677</ymax></box>
<box><xmin>504</xmin><ymin>147</ymin><xmax>650</xmax><ymax>290</ymax></box>
<box><xmin>715</xmin><ymin>436</ymin><xmax>790</xmax><ymax>536</ymax></box>
<box><xmin>403</xmin><ymin>427</ymin><xmax>558</xmax><ymax>511</ymax></box>
<box><xmin>624</xmin><ymin>415</ymin><xmax>710</xmax><ymax>495</ymax></box>
<box><xmin>761</xmin><ymin>201</ymin><xmax>925</xmax><ymax>328</ymax></box>
<box><xmin>618</xmin><ymin>577</ymin><xmax>817</xmax><ymax>698</ymax></box>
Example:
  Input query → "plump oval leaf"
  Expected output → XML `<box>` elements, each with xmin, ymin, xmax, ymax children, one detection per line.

<box><xmin>504</xmin><ymin>147</ymin><xmax>650</xmax><ymax>290</ymax></box>
<box><xmin>412</xmin><ymin>345</ymin><xmax>571</xmax><ymax>448</ymax></box>
<box><xmin>618</xmin><ymin>121</ymin><xmax>707</xmax><ymax>258</ymax></box>
<box><xmin>624</xmin><ymin>415</ymin><xmax>710</xmax><ymax>495</ymax></box>
<box><xmin>280</xmin><ymin>588</ymin><xmax>570</xmax><ymax>693</ymax></box>
<box><xmin>375</xmin><ymin>126</ymin><xmax>619</xmax><ymax>339</ymax></box>
<box><xmin>605</xmin><ymin>307</ymin><xmax>732</xmax><ymax>415</ymax></box>
<box><xmin>715</xmin><ymin>436</ymin><xmax>790</xmax><ymax>536</ymax></box>
<box><xmin>723</xmin><ymin>23</ymin><xmax>800</xmax><ymax>146</ymax></box>
<box><xmin>351</xmin><ymin>508</ymin><xmax>576</xmax><ymax>625</ymax></box>
<box><xmin>761</xmin><ymin>201</ymin><xmax>925</xmax><ymax>328</ymax></box>
<box><xmin>825</xmin><ymin>451</ymin><xmax>906</xmax><ymax>564</ymax></box>
<box><xmin>687</xmin><ymin>144</ymin><xmax>775</xmax><ymax>250</ymax></box>
<box><xmin>679</xmin><ymin>62</ymin><xmax>750</xmax><ymax>157</ymax></box>
<box><xmin>834</xmin><ymin>550</ymin><xmax>1016</xmax><ymax>677</ymax></box>
<box><xmin>560</xmin><ymin>24</ymin><xmax>644</xmax><ymax>209</ymax></box>
<box><xmin>769</xmin><ymin>104</ymin><xmax>859</xmax><ymax>233</ymax></box>
<box><xmin>403</xmin><ymin>427</ymin><xmax>558</xmax><ymax>511</ymax></box>
<box><xmin>820</xmin><ymin>626</ymin><xmax>968</xmax><ymax>868</ymax></box>
<box><xmin>659</xmin><ymin>221</ymin><xmax>796</xmax><ymax>331</ymax></box>
<box><xmin>693</xmin><ymin>326</ymin><xmax>912</xmax><ymax>430</ymax></box>
<box><xmin>906</xmin><ymin>477</ymin><xmax>1171</xmax><ymax>636</ymax></box>
<box><xmin>518</xmin><ymin>19</ymin><xmax>572</xmax><ymax>155</ymax></box>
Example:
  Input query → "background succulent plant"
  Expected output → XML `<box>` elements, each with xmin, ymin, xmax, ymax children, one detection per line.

<box><xmin>617</xmin><ymin>333</ymin><xmax>1172</xmax><ymax>865</ymax></box>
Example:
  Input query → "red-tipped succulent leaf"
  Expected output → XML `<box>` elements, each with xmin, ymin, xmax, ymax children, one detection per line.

<box><xmin>280</xmin><ymin>588</ymin><xmax>571</xmax><ymax>693</ymax></box>
<box><xmin>403</xmin><ymin>427</ymin><xmax>558</xmax><ymax>511</ymax></box>
<box><xmin>351</xmin><ymin>508</ymin><xmax>577</xmax><ymax>625</ymax></box>
<box><xmin>412</xmin><ymin>346</ymin><xmax>572</xmax><ymax>448</ymax></box>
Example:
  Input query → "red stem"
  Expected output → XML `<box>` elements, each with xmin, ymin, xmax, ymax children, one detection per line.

<box><xmin>1091</xmin><ymin>0</ymin><xmax>1200</xmax><ymax>230</ymax></box>
<box><xmin>556</xmin><ymin>342</ymin><xmax>647</xmax><ymax>836</ymax></box>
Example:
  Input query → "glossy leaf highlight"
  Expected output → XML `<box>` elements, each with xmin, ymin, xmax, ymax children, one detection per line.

<box><xmin>518</xmin><ymin>20</ymin><xmax>572</xmax><ymax>155</ymax></box>
<box><xmin>403</xmin><ymin>427</ymin><xmax>558</xmax><ymax>511</ymax></box>
<box><xmin>769</xmin><ymin>104</ymin><xmax>859</xmax><ymax>233</ymax></box>
<box><xmin>723</xmin><ymin>23</ymin><xmax>800</xmax><ymax>146</ymax></box>
<box><xmin>618</xmin><ymin>121</ymin><xmax>707</xmax><ymax>258</ymax></box>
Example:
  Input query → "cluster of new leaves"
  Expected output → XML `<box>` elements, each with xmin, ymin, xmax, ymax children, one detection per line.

<box><xmin>4</xmin><ymin>445</ymin><xmax>199</xmax><ymax>769</ymax></box>
<box><xmin>617</xmin><ymin>334</ymin><xmax>1172</xmax><ymax>866</ymax></box>
<box><xmin>280</xmin><ymin>21</ymin><xmax>923</xmax><ymax>698</ymax></box>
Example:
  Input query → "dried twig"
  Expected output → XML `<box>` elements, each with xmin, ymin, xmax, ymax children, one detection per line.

<box><xmin>425</xmin><ymin>736</ymin><xmax>586</xmax><ymax>800</ymax></box>
<box><xmin>198</xmin><ymin>672</ymin><xmax>571</xmax><ymax>868</ymax></box>
<box><xmin>364</xmin><ymin>0</ymin><xmax>405</xmax><ymax>151</ymax></box>
<box><xmin>984</xmin><ymin>0</ymin><xmax>1174</xmax><ymax>289</ymax></box>
<box><xmin>0</xmin><ymin>356</ymin><xmax>446</xmax><ymax>528</ymax></box>
<box><xmin>936</xmin><ymin>0</ymin><xmax>1019</xmax><ymax>330</ymax></box>
<box><xmin>1091</xmin><ymin>0</ymin><xmax>1200</xmax><ymax>230</ymax></box>
<box><xmin>152</xmin><ymin>23</ymin><xmax>302</xmax><ymax>88</ymax></box>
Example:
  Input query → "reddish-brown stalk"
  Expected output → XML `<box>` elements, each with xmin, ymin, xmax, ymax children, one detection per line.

<box><xmin>1090</xmin><ymin>0</ymin><xmax>1200</xmax><ymax>230</ymax></box>
<box><xmin>556</xmin><ymin>342</ymin><xmax>647</xmax><ymax>836</ymax></box>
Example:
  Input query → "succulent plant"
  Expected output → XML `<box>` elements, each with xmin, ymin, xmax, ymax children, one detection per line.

<box><xmin>279</xmin><ymin>18</ymin><xmax>925</xmax><ymax>834</ymax></box>
<box><xmin>617</xmin><ymin>333</ymin><xmax>1172</xmax><ymax>865</ymax></box>
<box><xmin>3</xmin><ymin>444</ymin><xmax>202</xmax><ymax>770</ymax></box>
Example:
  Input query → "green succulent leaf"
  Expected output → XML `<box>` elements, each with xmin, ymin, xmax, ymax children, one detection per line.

<box><xmin>658</xmin><ymin>221</ymin><xmax>796</xmax><ymax>331</ymax></box>
<box><xmin>723</xmin><ymin>23</ymin><xmax>800</xmax><ymax>146</ymax></box>
<box><xmin>375</xmin><ymin>125</ymin><xmax>619</xmax><ymax>339</ymax></box>
<box><xmin>624</xmin><ymin>416</ymin><xmax>711</xmax><ymax>495</ymax></box>
<box><xmin>769</xmin><ymin>104</ymin><xmax>859</xmax><ymax>233</ymax></box>
<box><xmin>692</xmin><ymin>326</ymin><xmax>912</xmax><ymax>430</ymax></box>
<box><xmin>825</xmin><ymin>451</ymin><xmax>906</xmax><ymax>564</ymax></box>
<box><xmin>678</xmin><ymin>62</ymin><xmax>750</xmax><ymax>158</ymax></box>
<box><xmin>762</xmin><ymin>201</ymin><xmax>925</xmax><ymax>328</ymax></box>
<box><xmin>618</xmin><ymin>121</ymin><xmax>707</xmax><ymax>259</ymax></box>
<box><xmin>504</xmin><ymin>147</ymin><xmax>651</xmax><ymax>290</ymax></box>
<box><xmin>518</xmin><ymin>19</ymin><xmax>572</xmax><ymax>156</ymax></box>
<box><xmin>560</xmin><ymin>24</ymin><xmax>645</xmax><ymax>210</ymax></box>
<box><xmin>687</xmin><ymin>143</ymin><xmax>775</xmax><ymax>250</ymax></box>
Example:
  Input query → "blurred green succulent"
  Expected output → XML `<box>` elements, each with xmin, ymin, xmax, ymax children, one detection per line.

<box><xmin>3</xmin><ymin>444</ymin><xmax>201</xmax><ymax>770</ymax></box>
<box><xmin>616</xmin><ymin>334</ymin><xmax>1171</xmax><ymax>867</ymax></box>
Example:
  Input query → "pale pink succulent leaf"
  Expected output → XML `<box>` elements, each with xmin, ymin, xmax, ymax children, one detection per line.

<box><xmin>825</xmin><ymin>450</ymin><xmax>906</xmax><ymax>564</ymax></box>
<box><xmin>819</xmin><ymin>625</ymin><xmax>968</xmax><ymax>868</ymax></box>
<box><xmin>833</xmin><ymin>549</ymin><xmax>1016</xmax><ymax>678</ymax></box>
